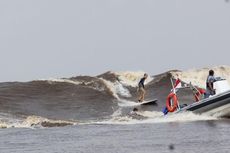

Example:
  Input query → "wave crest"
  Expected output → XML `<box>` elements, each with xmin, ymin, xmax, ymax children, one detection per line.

<box><xmin>171</xmin><ymin>65</ymin><xmax>230</xmax><ymax>88</ymax></box>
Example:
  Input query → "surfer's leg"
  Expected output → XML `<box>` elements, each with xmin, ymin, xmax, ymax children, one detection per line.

<box><xmin>140</xmin><ymin>88</ymin><xmax>145</xmax><ymax>102</ymax></box>
<box><xmin>142</xmin><ymin>89</ymin><xmax>146</xmax><ymax>101</ymax></box>
<box><xmin>137</xmin><ymin>88</ymin><xmax>142</xmax><ymax>102</ymax></box>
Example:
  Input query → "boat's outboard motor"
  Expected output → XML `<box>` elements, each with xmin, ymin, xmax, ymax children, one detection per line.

<box><xmin>214</xmin><ymin>79</ymin><xmax>230</xmax><ymax>95</ymax></box>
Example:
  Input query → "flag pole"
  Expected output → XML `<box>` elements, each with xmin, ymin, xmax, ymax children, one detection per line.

<box><xmin>170</xmin><ymin>77</ymin><xmax>181</xmax><ymax>110</ymax></box>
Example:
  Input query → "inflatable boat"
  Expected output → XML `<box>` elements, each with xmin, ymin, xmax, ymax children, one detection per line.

<box><xmin>165</xmin><ymin>79</ymin><xmax>230</xmax><ymax>118</ymax></box>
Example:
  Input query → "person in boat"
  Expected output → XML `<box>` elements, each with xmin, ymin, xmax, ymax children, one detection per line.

<box><xmin>205</xmin><ymin>70</ymin><xmax>217</xmax><ymax>98</ymax></box>
<box><xmin>138</xmin><ymin>73</ymin><xmax>148</xmax><ymax>102</ymax></box>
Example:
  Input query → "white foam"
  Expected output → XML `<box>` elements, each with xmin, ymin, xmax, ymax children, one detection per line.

<box><xmin>111</xmin><ymin>107</ymin><xmax>122</xmax><ymax>117</ymax></box>
<box><xmin>138</xmin><ymin>111</ymin><xmax>163</xmax><ymax>118</ymax></box>
<box><xmin>115</xmin><ymin>71</ymin><xmax>154</xmax><ymax>87</ymax></box>
<box><xmin>0</xmin><ymin>115</ymin><xmax>75</xmax><ymax>129</ymax></box>
<box><xmin>0</xmin><ymin>113</ymin><xmax>24</xmax><ymax>128</ymax></box>
<box><xmin>118</xmin><ymin>99</ymin><xmax>143</xmax><ymax>107</ymax></box>
<box><xmin>21</xmin><ymin>116</ymin><xmax>75</xmax><ymax>127</ymax></box>
<box><xmin>38</xmin><ymin>78</ymin><xmax>107</xmax><ymax>92</ymax></box>
<box><xmin>148</xmin><ymin>112</ymin><xmax>217</xmax><ymax>124</ymax></box>
<box><xmin>171</xmin><ymin>65</ymin><xmax>230</xmax><ymax>88</ymax></box>
<box><xmin>0</xmin><ymin>121</ymin><xmax>8</xmax><ymax>128</ymax></box>
<box><xmin>96</xmin><ymin>111</ymin><xmax>217</xmax><ymax>125</ymax></box>
<box><xmin>38</xmin><ymin>78</ymin><xmax>81</xmax><ymax>85</ymax></box>
<box><xmin>0</xmin><ymin>115</ymin><xmax>45</xmax><ymax>128</ymax></box>
<box><xmin>100</xmin><ymin>78</ymin><xmax>131</xmax><ymax>99</ymax></box>
<box><xmin>99</xmin><ymin>71</ymin><xmax>153</xmax><ymax>101</ymax></box>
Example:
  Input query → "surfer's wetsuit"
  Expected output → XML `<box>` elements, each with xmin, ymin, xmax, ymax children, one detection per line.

<box><xmin>138</xmin><ymin>78</ymin><xmax>146</xmax><ymax>88</ymax></box>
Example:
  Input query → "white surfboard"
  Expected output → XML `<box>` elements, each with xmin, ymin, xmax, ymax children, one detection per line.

<box><xmin>139</xmin><ymin>99</ymin><xmax>158</xmax><ymax>105</ymax></box>
<box><xmin>118</xmin><ymin>99</ymin><xmax>158</xmax><ymax>107</ymax></box>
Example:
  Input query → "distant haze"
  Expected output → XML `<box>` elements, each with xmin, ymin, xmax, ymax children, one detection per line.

<box><xmin>0</xmin><ymin>0</ymin><xmax>230</xmax><ymax>82</ymax></box>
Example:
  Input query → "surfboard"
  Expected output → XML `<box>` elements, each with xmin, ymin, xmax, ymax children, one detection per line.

<box><xmin>140</xmin><ymin>99</ymin><xmax>158</xmax><ymax>105</ymax></box>
<box><xmin>118</xmin><ymin>99</ymin><xmax>158</xmax><ymax>107</ymax></box>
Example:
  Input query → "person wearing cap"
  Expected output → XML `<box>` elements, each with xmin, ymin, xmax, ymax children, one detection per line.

<box><xmin>138</xmin><ymin>73</ymin><xmax>148</xmax><ymax>102</ymax></box>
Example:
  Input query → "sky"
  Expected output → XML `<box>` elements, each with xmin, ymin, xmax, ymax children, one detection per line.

<box><xmin>0</xmin><ymin>0</ymin><xmax>230</xmax><ymax>82</ymax></box>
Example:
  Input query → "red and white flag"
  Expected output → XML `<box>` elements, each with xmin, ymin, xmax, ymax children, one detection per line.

<box><xmin>174</xmin><ymin>79</ymin><xmax>182</xmax><ymax>89</ymax></box>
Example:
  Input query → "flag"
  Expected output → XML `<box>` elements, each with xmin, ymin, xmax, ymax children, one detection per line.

<box><xmin>174</xmin><ymin>79</ymin><xmax>182</xmax><ymax>89</ymax></box>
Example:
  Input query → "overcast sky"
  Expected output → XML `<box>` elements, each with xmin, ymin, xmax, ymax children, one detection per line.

<box><xmin>0</xmin><ymin>0</ymin><xmax>230</xmax><ymax>82</ymax></box>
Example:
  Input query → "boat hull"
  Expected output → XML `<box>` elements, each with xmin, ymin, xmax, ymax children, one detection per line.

<box><xmin>179</xmin><ymin>90</ymin><xmax>230</xmax><ymax>118</ymax></box>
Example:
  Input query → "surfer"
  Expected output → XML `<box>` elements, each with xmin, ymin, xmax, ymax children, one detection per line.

<box><xmin>129</xmin><ymin>108</ymin><xmax>147</xmax><ymax>120</ymax></box>
<box><xmin>130</xmin><ymin>108</ymin><xmax>139</xmax><ymax>115</ymax></box>
<box><xmin>138</xmin><ymin>73</ymin><xmax>148</xmax><ymax>102</ymax></box>
<box><xmin>205</xmin><ymin>70</ymin><xmax>217</xmax><ymax>98</ymax></box>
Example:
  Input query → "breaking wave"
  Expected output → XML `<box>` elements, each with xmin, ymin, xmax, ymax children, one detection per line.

<box><xmin>0</xmin><ymin>65</ymin><xmax>230</xmax><ymax>128</ymax></box>
<box><xmin>171</xmin><ymin>65</ymin><xmax>230</xmax><ymax>88</ymax></box>
<box><xmin>0</xmin><ymin>113</ymin><xmax>75</xmax><ymax>128</ymax></box>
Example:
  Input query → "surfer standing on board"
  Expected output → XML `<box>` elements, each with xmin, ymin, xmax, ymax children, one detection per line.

<box><xmin>138</xmin><ymin>73</ymin><xmax>148</xmax><ymax>102</ymax></box>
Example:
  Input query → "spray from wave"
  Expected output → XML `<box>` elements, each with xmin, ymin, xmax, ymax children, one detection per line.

<box><xmin>0</xmin><ymin>65</ymin><xmax>230</xmax><ymax>128</ymax></box>
<box><xmin>171</xmin><ymin>65</ymin><xmax>230</xmax><ymax>88</ymax></box>
<box><xmin>0</xmin><ymin>113</ymin><xmax>75</xmax><ymax>128</ymax></box>
<box><xmin>94</xmin><ymin>111</ymin><xmax>217</xmax><ymax>125</ymax></box>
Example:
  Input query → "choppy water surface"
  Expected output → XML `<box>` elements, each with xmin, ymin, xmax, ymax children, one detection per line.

<box><xmin>0</xmin><ymin>120</ymin><xmax>229</xmax><ymax>153</ymax></box>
